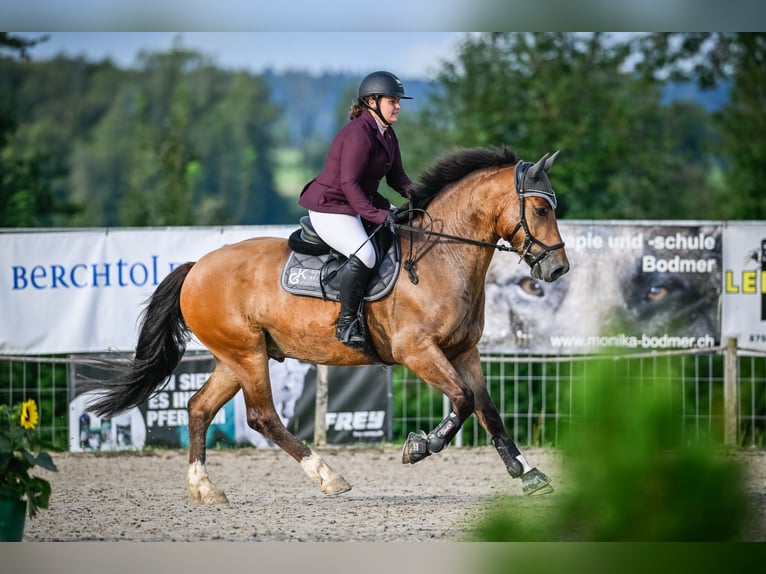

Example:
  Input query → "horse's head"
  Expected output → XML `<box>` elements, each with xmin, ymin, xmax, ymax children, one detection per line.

<box><xmin>501</xmin><ymin>152</ymin><xmax>570</xmax><ymax>282</ymax></box>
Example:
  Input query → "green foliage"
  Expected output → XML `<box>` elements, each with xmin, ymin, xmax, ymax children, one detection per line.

<box><xmin>401</xmin><ymin>32</ymin><xmax>725</xmax><ymax>221</ymax></box>
<box><xmin>0</xmin><ymin>33</ymin><xmax>47</xmax><ymax>59</ymax></box>
<box><xmin>0</xmin><ymin>360</ymin><xmax>69</xmax><ymax>451</ymax></box>
<box><xmin>1</xmin><ymin>46</ymin><xmax>291</xmax><ymax>228</ymax></box>
<box><xmin>632</xmin><ymin>33</ymin><xmax>766</xmax><ymax>219</ymax></box>
<box><xmin>2</xmin><ymin>32</ymin><xmax>764</xmax><ymax>225</ymax></box>
<box><xmin>715</xmin><ymin>35</ymin><xmax>766</xmax><ymax>219</ymax></box>
<box><xmin>471</xmin><ymin>358</ymin><xmax>750</xmax><ymax>541</ymax></box>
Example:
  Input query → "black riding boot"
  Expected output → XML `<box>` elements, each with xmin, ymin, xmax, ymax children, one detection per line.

<box><xmin>336</xmin><ymin>255</ymin><xmax>373</xmax><ymax>351</ymax></box>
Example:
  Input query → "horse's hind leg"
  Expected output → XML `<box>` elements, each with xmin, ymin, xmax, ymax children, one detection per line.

<box><xmin>186</xmin><ymin>360</ymin><xmax>240</xmax><ymax>504</ymax></box>
<box><xmin>233</xmin><ymin>348</ymin><xmax>351</xmax><ymax>496</ymax></box>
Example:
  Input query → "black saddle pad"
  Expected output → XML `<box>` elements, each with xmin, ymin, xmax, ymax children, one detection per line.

<box><xmin>280</xmin><ymin>230</ymin><xmax>401</xmax><ymax>302</ymax></box>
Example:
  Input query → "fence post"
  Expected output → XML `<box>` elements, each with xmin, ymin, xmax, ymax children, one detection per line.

<box><xmin>723</xmin><ymin>337</ymin><xmax>738</xmax><ymax>446</ymax></box>
<box><xmin>314</xmin><ymin>364</ymin><xmax>329</xmax><ymax>446</ymax></box>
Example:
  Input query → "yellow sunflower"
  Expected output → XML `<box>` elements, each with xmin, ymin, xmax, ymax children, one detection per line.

<box><xmin>20</xmin><ymin>399</ymin><xmax>39</xmax><ymax>430</ymax></box>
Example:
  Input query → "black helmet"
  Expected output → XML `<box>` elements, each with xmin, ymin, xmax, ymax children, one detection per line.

<box><xmin>358</xmin><ymin>71</ymin><xmax>412</xmax><ymax>100</ymax></box>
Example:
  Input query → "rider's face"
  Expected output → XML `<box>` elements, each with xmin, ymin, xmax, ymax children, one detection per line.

<box><xmin>372</xmin><ymin>96</ymin><xmax>402</xmax><ymax>124</ymax></box>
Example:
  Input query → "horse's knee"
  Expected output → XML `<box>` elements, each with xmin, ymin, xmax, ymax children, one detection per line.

<box><xmin>453</xmin><ymin>386</ymin><xmax>475</xmax><ymax>418</ymax></box>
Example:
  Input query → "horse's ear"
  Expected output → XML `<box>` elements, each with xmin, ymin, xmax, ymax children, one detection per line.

<box><xmin>543</xmin><ymin>150</ymin><xmax>561</xmax><ymax>172</ymax></box>
<box><xmin>528</xmin><ymin>153</ymin><xmax>549</xmax><ymax>179</ymax></box>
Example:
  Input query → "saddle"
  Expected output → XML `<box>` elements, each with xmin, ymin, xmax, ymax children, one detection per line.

<box><xmin>280</xmin><ymin>216</ymin><xmax>401</xmax><ymax>301</ymax></box>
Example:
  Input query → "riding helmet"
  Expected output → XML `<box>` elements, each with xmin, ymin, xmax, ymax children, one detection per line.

<box><xmin>358</xmin><ymin>71</ymin><xmax>413</xmax><ymax>101</ymax></box>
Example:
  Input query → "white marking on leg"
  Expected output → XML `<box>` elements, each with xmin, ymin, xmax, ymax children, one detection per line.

<box><xmin>187</xmin><ymin>460</ymin><xmax>228</xmax><ymax>504</ymax></box>
<box><xmin>300</xmin><ymin>450</ymin><xmax>352</xmax><ymax>495</ymax></box>
<box><xmin>299</xmin><ymin>451</ymin><xmax>327</xmax><ymax>485</ymax></box>
<box><xmin>515</xmin><ymin>453</ymin><xmax>533</xmax><ymax>474</ymax></box>
<box><xmin>187</xmin><ymin>460</ymin><xmax>205</xmax><ymax>498</ymax></box>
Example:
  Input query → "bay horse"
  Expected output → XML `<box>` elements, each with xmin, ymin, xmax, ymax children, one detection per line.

<box><xmin>85</xmin><ymin>145</ymin><xmax>569</xmax><ymax>502</ymax></box>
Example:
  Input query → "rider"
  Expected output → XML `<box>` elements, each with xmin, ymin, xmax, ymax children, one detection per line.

<box><xmin>298</xmin><ymin>70</ymin><xmax>414</xmax><ymax>351</ymax></box>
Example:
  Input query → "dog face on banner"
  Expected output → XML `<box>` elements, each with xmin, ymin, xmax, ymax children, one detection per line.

<box><xmin>483</xmin><ymin>224</ymin><xmax>721</xmax><ymax>354</ymax></box>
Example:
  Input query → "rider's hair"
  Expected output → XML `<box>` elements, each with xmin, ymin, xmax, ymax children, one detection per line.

<box><xmin>349</xmin><ymin>97</ymin><xmax>373</xmax><ymax>120</ymax></box>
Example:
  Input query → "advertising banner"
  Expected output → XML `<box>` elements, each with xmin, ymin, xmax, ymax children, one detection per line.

<box><xmin>722</xmin><ymin>222</ymin><xmax>766</xmax><ymax>351</ymax></box>
<box><xmin>1</xmin><ymin>226</ymin><xmax>293</xmax><ymax>355</ymax></box>
<box><xmin>0</xmin><ymin>221</ymin><xmax>749</xmax><ymax>357</ymax></box>
<box><xmin>69</xmin><ymin>356</ymin><xmax>391</xmax><ymax>451</ymax></box>
<box><xmin>289</xmin><ymin>364</ymin><xmax>391</xmax><ymax>444</ymax></box>
<box><xmin>482</xmin><ymin>221</ymin><xmax>722</xmax><ymax>354</ymax></box>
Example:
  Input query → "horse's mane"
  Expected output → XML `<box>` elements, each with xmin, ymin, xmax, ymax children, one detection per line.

<box><xmin>409</xmin><ymin>145</ymin><xmax>519</xmax><ymax>210</ymax></box>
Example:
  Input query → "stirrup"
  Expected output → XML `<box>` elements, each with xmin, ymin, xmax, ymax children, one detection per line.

<box><xmin>335</xmin><ymin>314</ymin><xmax>368</xmax><ymax>350</ymax></box>
<box><xmin>338</xmin><ymin>336</ymin><xmax>367</xmax><ymax>352</ymax></box>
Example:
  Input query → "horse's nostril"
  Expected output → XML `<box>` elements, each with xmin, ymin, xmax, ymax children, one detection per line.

<box><xmin>550</xmin><ymin>263</ymin><xmax>570</xmax><ymax>281</ymax></box>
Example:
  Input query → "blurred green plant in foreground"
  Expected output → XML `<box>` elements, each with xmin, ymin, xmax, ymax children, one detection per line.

<box><xmin>471</xmin><ymin>358</ymin><xmax>751</xmax><ymax>542</ymax></box>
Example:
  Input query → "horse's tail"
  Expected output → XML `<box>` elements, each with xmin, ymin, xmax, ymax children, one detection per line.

<box><xmin>84</xmin><ymin>262</ymin><xmax>195</xmax><ymax>418</ymax></box>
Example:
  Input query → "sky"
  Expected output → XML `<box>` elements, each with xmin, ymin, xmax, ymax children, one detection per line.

<box><xmin>25</xmin><ymin>32</ymin><xmax>471</xmax><ymax>80</ymax></box>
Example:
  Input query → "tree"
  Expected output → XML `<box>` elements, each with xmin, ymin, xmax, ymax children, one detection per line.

<box><xmin>399</xmin><ymin>32</ymin><xmax>721</xmax><ymax>220</ymax></box>
<box><xmin>632</xmin><ymin>33</ymin><xmax>766</xmax><ymax>219</ymax></box>
<box><xmin>0</xmin><ymin>33</ymin><xmax>47</xmax><ymax>60</ymax></box>
<box><xmin>68</xmin><ymin>45</ymin><xmax>288</xmax><ymax>226</ymax></box>
<box><xmin>0</xmin><ymin>35</ymin><xmax>80</xmax><ymax>227</ymax></box>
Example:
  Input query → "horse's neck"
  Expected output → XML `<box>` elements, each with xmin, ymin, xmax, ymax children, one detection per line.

<box><xmin>417</xmin><ymin>186</ymin><xmax>499</xmax><ymax>280</ymax></box>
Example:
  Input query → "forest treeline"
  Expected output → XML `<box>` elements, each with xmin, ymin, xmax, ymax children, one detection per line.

<box><xmin>1</xmin><ymin>32</ymin><xmax>764</xmax><ymax>228</ymax></box>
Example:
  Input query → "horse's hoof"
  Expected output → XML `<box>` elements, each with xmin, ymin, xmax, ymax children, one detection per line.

<box><xmin>522</xmin><ymin>467</ymin><xmax>554</xmax><ymax>496</ymax></box>
<box><xmin>401</xmin><ymin>431</ymin><xmax>430</xmax><ymax>464</ymax></box>
<box><xmin>188</xmin><ymin>479</ymin><xmax>229</xmax><ymax>504</ymax></box>
<box><xmin>202</xmin><ymin>486</ymin><xmax>229</xmax><ymax>504</ymax></box>
<box><xmin>322</xmin><ymin>477</ymin><xmax>352</xmax><ymax>496</ymax></box>
<box><xmin>192</xmin><ymin>485</ymin><xmax>229</xmax><ymax>504</ymax></box>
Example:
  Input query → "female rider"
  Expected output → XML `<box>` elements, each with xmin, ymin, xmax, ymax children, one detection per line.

<box><xmin>298</xmin><ymin>70</ymin><xmax>413</xmax><ymax>351</ymax></box>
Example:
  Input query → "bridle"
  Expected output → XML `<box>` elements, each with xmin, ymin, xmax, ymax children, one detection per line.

<box><xmin>506</xmin><ymin>160</ymin><xmax>566</xmax><ymax>268</ymax></box>
<box><xmin>391</xmin><ymin>160</ymin><xmax>566</xmax><ymax>284</ymax></box>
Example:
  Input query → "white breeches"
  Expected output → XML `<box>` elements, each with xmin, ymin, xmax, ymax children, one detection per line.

<box><xmin>308</xmin><ymin>210</ymin><xmax>377</xmax><ymax>269</ymax></box>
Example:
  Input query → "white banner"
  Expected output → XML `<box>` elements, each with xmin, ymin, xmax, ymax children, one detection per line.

<box><xmin>722</xmin><ymin>222</ymin><xmax>766</xmax><ymax>351</ymax></box>
<box><xmin>4</xmin><ymin>221</ymin><xmax>765</xmax><ymax>356</ymax></box>
<box><xmin>0</xmin><ymin>226</ymin><xmax>293</xmax><ymax>355</ymax></box>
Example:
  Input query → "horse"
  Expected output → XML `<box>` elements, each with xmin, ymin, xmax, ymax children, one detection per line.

<box><xmin>84</xmin><ymin>145</ymin><xmax>570</xmax><ymax>503</ymax></box>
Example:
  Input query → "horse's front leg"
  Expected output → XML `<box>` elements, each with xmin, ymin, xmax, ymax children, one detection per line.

<box><xmin>186</xmin><ymin>361</ymin><xmax>240</xmax><ymax>504</ymax></box>
<box><xmin>401</xmin><ymin>346</ymin><xmax>554</xmax><ymax>496</ymax></box>
<box><xmin>456</xmin><ymin>347</ymin><xmax>554</xmax><ymax>495</ymax></box>
<box><xmin>397</xmin><ymin>343</ymin><xmax>476</xmax><ymax>464</ymax></box>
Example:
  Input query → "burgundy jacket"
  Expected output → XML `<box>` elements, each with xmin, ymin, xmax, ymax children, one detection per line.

<box><xmin>299</xmin><ymin>111</ymin><xmax>412</xmax><ymax>225</ymax></box>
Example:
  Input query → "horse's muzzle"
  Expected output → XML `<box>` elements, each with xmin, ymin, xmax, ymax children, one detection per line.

<box><xmin>530</xmin><ymin>256</ymin><xmax>569</xmax><ymax>283</ymax></box>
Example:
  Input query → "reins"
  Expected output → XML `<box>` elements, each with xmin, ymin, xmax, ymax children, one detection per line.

<box><xmin>392</xmin><ymin>221</ymin><xmax>513</xmax><ymax>252</ymax></box>
<box><xmin>391</xmin><ymin>157</ymin><xmax>566</xmax><ymax>285</ymax></box>
<box><xmin>390</xmin><ymin>214</ymin><xmax>511</xmax><ymax>284</ymax></box>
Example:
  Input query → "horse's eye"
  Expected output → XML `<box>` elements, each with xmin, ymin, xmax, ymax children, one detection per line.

<box><xmin>646</xmin><ymin>285</ymin><xmax>669</xmax><ymax>302</ymax></box>
<box><xmin>518</xmin><ymin>277</ymin><xmax>545</xmax><ymax>297</ymax></box>
<box><xmin>534</xmin><ymin>207</ymin><xmax>548</xmax><ymax>217</ymax></box>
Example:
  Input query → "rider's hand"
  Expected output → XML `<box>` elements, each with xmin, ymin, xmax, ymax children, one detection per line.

<box><xmin>388</xmin><ymin>206</ymin><xmax>410</xmax><ymax>225</ymax></box>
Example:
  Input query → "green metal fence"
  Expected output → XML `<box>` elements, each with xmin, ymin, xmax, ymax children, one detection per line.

<box><xmin>392</xmin><ymin>349</ymin><xmax>766</xmax><ymax>448</ymax></box>
<box><xmin>2</xmin><ymin>348</ymin><xmax>765</xmax><ymax>450</ymax></box>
